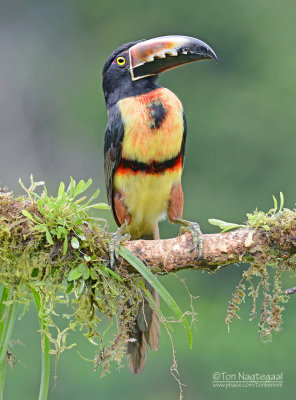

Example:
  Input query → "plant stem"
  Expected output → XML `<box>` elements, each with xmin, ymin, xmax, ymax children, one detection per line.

<box><xmin>0</xmin><ymin>286</ymin><xmax>9</xmax><ymax>400</ymax></box>
<box><xmin>0</xmin><ymin>300</ymin><xmax>18</xmax><ymax>364</ymax></box>
<box><xmin>0</xmin><ymin>359</ymin><xmax>5</xmax><ymax>400</ymax></box>
<box><xmin>32</xmin><ymin>290</ymin><xmax>50</xmax><ymax>400</ymax></box>
<box><xmin>38</xmin><ymin>333</ymin><xmax>50</xmax><ymax>400</ymax></box>
<box><xmin>0</xmin><ymin>290</ymin><xmax>18</xmax><ymax>400</ymax></box>
<box><xmin>0</xmin><ymin>287</ymin><xmax>9</xmax><ymax>341</ymax></box>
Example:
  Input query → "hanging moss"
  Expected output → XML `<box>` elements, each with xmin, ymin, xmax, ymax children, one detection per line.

<box><xmin>223</xmin><ymin>193</ymin><xmax>293</xmax><ymax>339</ymax></box>
<box><xmin>0</xmin><ymin>177</ymin><xmax>143</xmax><ymax>372</ymax></box>
<box><xmin>2</xmin><ymin>179</ymin><xmax>296</xmax><ymax>378</ymax></box>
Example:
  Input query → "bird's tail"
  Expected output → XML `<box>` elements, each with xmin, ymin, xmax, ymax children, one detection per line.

<box><xmin>127</xmin><ymin>224</ymin><xmax>160</xmax><ymax>374</ymax></box>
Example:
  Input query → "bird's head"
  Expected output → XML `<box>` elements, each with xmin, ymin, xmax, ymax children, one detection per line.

<box><xmin>102</xmin><ymin>35</ymin><xmax>217</xmax><ymax>107</ymax></box>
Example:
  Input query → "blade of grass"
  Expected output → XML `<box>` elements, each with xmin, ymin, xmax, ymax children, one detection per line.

<box><xmin>119</xmin><ymin>246</ymin><xmax>193</xmax><ymax>348</ymax></box>
<box><xmin>31</xmin><ymin>289</ymin><xmax>50</xmax><ymax>400</ymax></box>
<box><xmin>0</xmin><ymin>287</ymin><xmax>9</xmax><ymax>341</ymax></box>
<box><xmin>133</xmin><ymin>277</ymin><xmax>173</xmax><ymax>333</ymax></box>
<box><xmin>0</xmin><ymin>286</ymin><xmax>9</xmax><ymax>400</ymax></box>
<box><xmin>0</xmin><ymin>299</ymin><xmax>18</xmax><ymax>365</ymax></box>
<box><xmin>0</xmin><ymin>358</ymin><xmax>5</xmax><ymax>400</ymax></box>
<box><xmin>279</xmin><ymin>192</ymin><xmax>284</xmax><ymax>212</ymax></box>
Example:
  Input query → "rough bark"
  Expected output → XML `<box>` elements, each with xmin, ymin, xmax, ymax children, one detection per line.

<box><xmin>124</xmin><ymin>227</ymin><xmax>296</xmax><ymax>272</ymax></box>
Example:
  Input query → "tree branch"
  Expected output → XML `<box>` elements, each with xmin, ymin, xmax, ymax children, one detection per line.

<box><xmin>124</xmin><ymin>225</ymin><xmax>296</xmax><ymax>272</ymax></box>
<box><xmin>1</xmin><ymin>192</ymin><xmax>296</xmax><ymax>274</ymax></box>
<box><xmin>1</xmin><ymin>181</ymin><xmax>294</xmax><ymax>392</ymax></box>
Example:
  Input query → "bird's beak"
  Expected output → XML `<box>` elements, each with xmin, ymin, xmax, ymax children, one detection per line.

<box><xmin>129</xmin><ymin>35</ymin><xmax>218</xmax><ymax>81</ymax></box>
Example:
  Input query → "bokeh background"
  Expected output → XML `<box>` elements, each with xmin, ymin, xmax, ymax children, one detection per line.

<box><xmin>1</xmin><ymin>0</ymin><xmax>296</xmax><ymax>399</ymax></box>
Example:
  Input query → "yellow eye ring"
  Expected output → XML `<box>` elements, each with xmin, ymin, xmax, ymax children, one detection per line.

<box><xmin>117</xmin><ymin>56</ymin><xmax>126</xmax><ymax>66</ymax></box>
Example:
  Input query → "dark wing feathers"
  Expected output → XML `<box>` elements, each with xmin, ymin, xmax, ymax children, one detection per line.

<box><xmin>181</xmin><ymin>110</ymin><xmax>187</xmax><ymax>167</ymax></box>
<box><xmin>104</xmin><ymin>105</ymin><xmax>125</xmax><ymax>224</ymax></box>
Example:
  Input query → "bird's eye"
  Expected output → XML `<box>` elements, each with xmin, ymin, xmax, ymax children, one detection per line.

<box><xmin>116</xmin><ymin>56</ymin><xmax>126</xmax><ymax>66</ymax></box>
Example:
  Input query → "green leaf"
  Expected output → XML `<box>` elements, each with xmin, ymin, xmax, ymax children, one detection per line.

<box><xmin>31</xmin><ymin>288</ymin><xmax>41</xmax><ymax>313</ymax></box>
<box><xmin>74</xmin><ymin>179</ymin><xmax>92</xmax><ymax>198</ymax></box>
<box><xmin>77</xmin><ymin>263</ymin><xmax>90</xmax><ymax>280</ymax></box>
<box><xmin>77</xmin><ymin>280</ymin><xmax>85</xmax><ymax>295</ymax></box>
<box><xmin>279</xmin><ymin>192</ymin><xmax>284</xmax><ymax>212</ymax></box>
<box><xmin>22</xmin><ymin>209</ymin><xmax>38</xmax><ymax>223</ymax></box>
<box><xmin>78</xmin><ymin>263</ymin><xmax>87</xmax><ymax>272</ymax></box>
<box><xmin>57</xmin><ymin>226</ymin><xmax>68</xmax><ymax>238</ymax></box>
<box><xmin>45</xmin><ymin>229</ymin><xmax>54</xmax><ymax>245</ymax></box>
<box><xmin>68</xmin><ymin>267</ymin><xmax>83</xmax><ymax>281</ymax></box>
<box><xmin>272</xmin><ymin>195</ymin><xmax>278</xmax><ymax>212</ymax></box>
<box><xmin>37</xmin><ymin>199</ymin><xmax>45</xmax><ymax>215</ymax></box>
<box><xmin>208</xmin><ymin>218</ymin><xmax>242</xmax><ymax>232</ymax></box>
<box><xmin>135</xmin><ymin>278</ymin><xmax>173</xmax><ymax>332</ymax></box>
<box><xmin>84</xmin><ymin>255</ymin><xmax>91</xmax><ymax>262</ymax></box>
<box><xmin>56</xmin><ymin>216</ymin><xmax>66</xmax><ymax>225</ymax></box>
<box><xmin>77</xmin><ymin>203</ymin><xmax>110</xmax><ymax>213</ymax></box>
<box><xmin>119</xmin><ymin>246</ymin><xmax>193</xmax><ymax>348</ymax></box>
<box><xmin>71</xmin><ymin>237</ymin><xmax>80</xmax><ymax>249</ymax></box>
<box><xmin>104</xmin><ymin>267</ymin><xmax>123</xmax><ymax>282</ymax></box>
<box><xmin>74</xmin><ymin>196</ymin><xmax>87</xmax><ymax>206</ymax></box>
<box><xmin>66</xmin><ymin>281</ymin><xmax>74</xmax><ymax>294</ymax></box>
<box><xmin>83</xmin><ymin>267</ymin><xmax>90</xmax><ymax>280</ymax></box>
<box><xmin>63</xmin><ymin>236</ymin><xmax>68</xmax><ymax>256</ymax></box>
<box><xmin>98</xmin><ymin>267</ymin><xmax>110</xmax><ymax>278</ymax></box>
<box><xmin>33</xmin><ymin>213</ymin><xmax>43</xmax><ymax>223</ymax></box>
<box><xmin>67</xmin><ymin>177</ymin><xmax>76</xmax><ymax>197</ymax></box>
<box><xmin>57</xmin><ymin>181</ymin><xmax>65</xmax><ymax>203</ymax></box>
<box><xmin>90</xmin><ymin>268</ymin><xmax>97</xmax><ymax>280</ymax></box>
<box><xmin>79</xmin><ymin>188</ymin><xmax>100</xmax><ymax>208</ymax></box>
<box><xmin>72</xmin><ymin>179</ymin><xmax>85</xmax><ymax>197</ymax></box>
<box><xmin>31</xmin><ymin>268</ymin><xmax>39</xmax><ymax>277</ymax></box>
<box><xmin>89</xmin><ymin>203</ymin><xmax>110</xmax><ymax>210</ymax></box>
<box><xmin>248</xmin><ymin>214</ymin><xmax>259</xmax><ymax>225</ymax></box>
<box><xmin>34</xmin><ymin>224</ymin><xmax>47</xmax><ymax>232</ymax></box>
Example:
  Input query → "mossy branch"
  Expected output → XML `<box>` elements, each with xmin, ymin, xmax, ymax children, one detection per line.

<box><xmin>1</xmin><ymin>191</ymin><xmax>296</xmax><ymax>274</ymax></box>
<box><xmin>1</xmin><ymin>179</ymin><xmax>296</xmax><ymax>395</ymax></box>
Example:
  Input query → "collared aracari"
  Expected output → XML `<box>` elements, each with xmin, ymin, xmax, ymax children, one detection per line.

<box><xmin>102</xmin><ymin>35</ymin><xmax>217</xmax><ymax>374</ymax></box>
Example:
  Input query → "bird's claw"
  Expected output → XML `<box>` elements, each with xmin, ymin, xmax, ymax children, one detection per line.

<box><xmin>109</xmin><ymin>222</ymin><xmax>130</xmax><ymax>269</ymax></box>
<box><xmin>176</xmin><ymin>218</ymin><xmax>203</xmax><ymax>261</ymax></box>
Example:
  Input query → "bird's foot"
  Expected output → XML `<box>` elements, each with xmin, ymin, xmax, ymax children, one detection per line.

<box><xmin>109</xmin><ymin>221</ymin><xmax>130</xmax><ymax>269</ymax></box>
<box><xmin>175</xmin><ymin>218</ymin><xmax>203</xmax><ymax>261</ymax></box>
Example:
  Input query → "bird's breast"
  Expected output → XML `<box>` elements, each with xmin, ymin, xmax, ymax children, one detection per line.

<box><xmin>118</xmin><ymin>87</ymin><xmax>184</xmax><ymax>163</ymax></box>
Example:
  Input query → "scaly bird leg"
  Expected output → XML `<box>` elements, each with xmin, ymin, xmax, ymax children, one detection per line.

<box><xmin>168</xmin><ymin>183</ymin><xmax>203</xmax><ymax>261</ymax></box>
<box><xmin>174</xmin><ymin>217</ymin><xmax>203</xmax><ymax>261</ymax></box>
<box><xmin>109</xmin><ymin>221</ymin><xmax>130</xmax><ymax>269</ymax></box>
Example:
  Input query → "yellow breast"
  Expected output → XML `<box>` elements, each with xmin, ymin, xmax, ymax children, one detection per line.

<box><xmin>114</xmin><ymin>87</ymin><xmax>184</xmax><ymax>238</ymax></box>
<box><xmin>114</xmin><ymin>168</ymin><xmax>182</xmax><ymax>238</ymax></box>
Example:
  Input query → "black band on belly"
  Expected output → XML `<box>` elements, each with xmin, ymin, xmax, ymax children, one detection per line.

<box><xmin>119</xmin><ymin>152</ymin><xmax>182</xmax><ymax>174</ymax></box>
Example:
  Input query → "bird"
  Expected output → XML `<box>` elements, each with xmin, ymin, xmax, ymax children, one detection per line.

<box><xmin>102</xmin><ymin>35</ymin><xmax>217</xmax><ymax>374</ymax></box>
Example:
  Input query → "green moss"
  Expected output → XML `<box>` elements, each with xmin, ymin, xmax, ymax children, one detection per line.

<box><xmin>218</xmin><ymin>193</ymin><xmax>293</xmax><ymax>339</ymax></box>
<box><xmin>0</xmin><ymin>177</ymin><xmax>143</xmax><ymax>372</ymax></box>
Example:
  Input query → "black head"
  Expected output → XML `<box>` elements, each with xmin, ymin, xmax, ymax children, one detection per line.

<box><xmin>102</xmin><ymin>40</ymin><xmax>159</xmax><ymax>108</ymax></box>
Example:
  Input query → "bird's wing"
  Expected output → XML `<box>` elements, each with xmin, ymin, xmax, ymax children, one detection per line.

<box><xmin>181</xmin><ymin>110</ymin><xmax>187</xmax><ymax>167</ymax></box>
<box><xmin>104</xmin><ymin>104</ymin><xmax>125</xmax><ymax>226</ymax></box>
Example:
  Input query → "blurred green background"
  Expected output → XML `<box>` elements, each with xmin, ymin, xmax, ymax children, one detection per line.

<box><xmin>1</xmin><ymin>0</ymin><xmax>296</xmax><ymax>399</ymax></box>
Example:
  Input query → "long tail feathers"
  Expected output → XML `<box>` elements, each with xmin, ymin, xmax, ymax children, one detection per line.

<box><xmin>127</xmin><ymin>223</ymin><xmax>160</xmax><ymax>374</ymax></box>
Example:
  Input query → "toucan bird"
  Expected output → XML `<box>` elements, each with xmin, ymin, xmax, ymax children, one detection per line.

<box><xmin>102</xmin><ymin>35</ymin><xmax>217</xmax><ymax>374</ymax></box>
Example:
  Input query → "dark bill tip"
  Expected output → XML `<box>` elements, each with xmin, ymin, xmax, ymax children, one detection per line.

<box><xmin>129</xmin><ymin>35</ymin><xmax>218</xmax><ymax>80</ymax></box>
